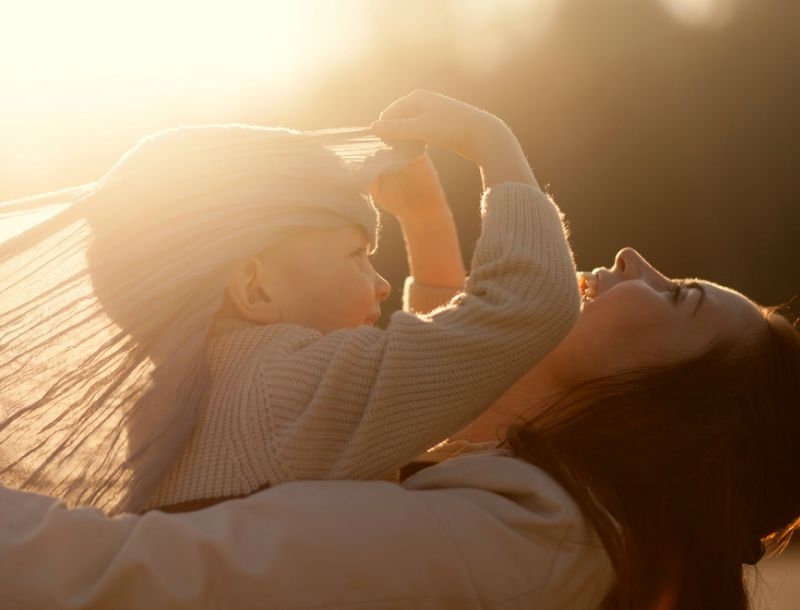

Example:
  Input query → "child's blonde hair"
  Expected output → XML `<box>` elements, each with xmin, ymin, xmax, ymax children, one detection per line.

<box><xmin>0</xmin><ymin>125</ymin><xmax>419</xmax><ymax>512</ymax></box>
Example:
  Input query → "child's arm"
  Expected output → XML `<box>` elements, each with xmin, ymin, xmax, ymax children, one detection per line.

<box><xmin>369</xmin><ymin>152</ymin><xmax>466</xmax><ymax>313</ymax></box>
<box><xmin>367</xmin><ymin>88</ymin><xmax>542</xmax><ymax>315</ymax></box>
<box><xmin>369</xmin><ymin>153</ymin><xmax>465</xmax><ymax>290</ymax></box>
<box><xmin>369</xmin><ymin>91</ymin><xmax>544</xmax><ymax>315</ymax></box>
<box><xmin>372</xmin><ymin>90</ymin><xmax>540</xmax><ymax>191</ymax></box>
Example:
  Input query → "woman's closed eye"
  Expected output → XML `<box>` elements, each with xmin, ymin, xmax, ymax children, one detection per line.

<box><xmin>671</xmin><ymin>280</ymin><xmax>705</xmax><ymax>308</ymax></box>
<box><xmin>671</xmin><ymin>280</ymin><xmax>686</xmax><ymax>304</ymax></box>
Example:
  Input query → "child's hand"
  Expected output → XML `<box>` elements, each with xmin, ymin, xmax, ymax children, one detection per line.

<box><xmin>371</xmin><ymin>90</ymin><xmax>499</xmax><ymax>165</ymax></box>
<box><xmin>372</xmin><ymin>90</ymin><xmax>538</xmax><ymax>190</ymax></box>
<box><xmin>368</xmin><ymin>153</ymin><xmax>449</xmax><ymax>223</ymax></box>
<box><xmin>369</xmin><ymin>151</ymin><xmax>465</xmax><ymax>289</ymax></box>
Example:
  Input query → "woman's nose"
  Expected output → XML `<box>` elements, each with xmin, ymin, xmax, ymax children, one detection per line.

<box><xmin>612</xmin><ymin>247</ymin><xmax>642</xmax><ymax>277</ymax></box>
<box><xmin>375</xmin><ymin>273</ymin><xmax>391</xmax><ymax>302</ymax></box>
<box><xmin>613</xmin><ymin>247</ymin><xmax>671</xmax><ymax>286</ymax></box>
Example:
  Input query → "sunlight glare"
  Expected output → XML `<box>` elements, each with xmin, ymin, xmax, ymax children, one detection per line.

<box><xmin>1</xmin><ymin>1</ymin><xmax>369</xmax><ymax>99</ymax></box>
<box><xmin>0</xmin><ymin>0</ymin><xmax>371</xmax><ymax>198</ymax></box>
<box><xmin>657</xmin><ymin>0</ymin><xmax>738</xmax><ymax>27</ymax></box>
<box><xmin>448</xmin><ymin>0</ymin><xmax>559</xmax><ymax>75</ymax></box>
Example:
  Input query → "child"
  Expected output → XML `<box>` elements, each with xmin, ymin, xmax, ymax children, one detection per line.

<box><xmin>0</xmin><ymin>91</ymin><xmax>580</xmax><ymax>513</ymax></box>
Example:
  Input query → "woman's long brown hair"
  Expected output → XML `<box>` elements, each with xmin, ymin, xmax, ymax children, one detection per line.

<box><xmin>505</xmin><ymin>307</ymin><xmax>800</xmax><ymax>609</ymax></box>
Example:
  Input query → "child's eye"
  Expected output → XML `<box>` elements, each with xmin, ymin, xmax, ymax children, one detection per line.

<box><xmin>352</xmin><ymin>247</ymin><xmax>368</xmax><ymax>258</ymax></box>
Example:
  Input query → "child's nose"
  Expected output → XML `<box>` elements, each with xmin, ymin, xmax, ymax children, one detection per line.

<box><xmin>375</xmin><ymin>274</ymin><xmax>391</xmax><ymax>302</ymax></box>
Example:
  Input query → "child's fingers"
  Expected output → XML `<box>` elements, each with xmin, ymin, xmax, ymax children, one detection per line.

<box><xmin>372</xmin><ymin>90</ymin><xmax>494</xmax><ymax>160</ymax></box>
<box><xmin>371</xmin><ymin>117</ymin><xmax>430</xmax><ymax>142</ymax></box>
<box><xmin>377</xmin><ymin>90</ymin><xmax>427</xmax><ymax>121</ymax></box>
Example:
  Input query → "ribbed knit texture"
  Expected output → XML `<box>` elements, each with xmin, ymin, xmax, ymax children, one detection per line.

<box><xmin>147</xmin><ymin>182</ymin><xmax>580</xmax><ymax>508</ymax></box>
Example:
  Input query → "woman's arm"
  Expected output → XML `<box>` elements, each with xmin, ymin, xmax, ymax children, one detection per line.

<box><xmin>0</xmin><ymin>456</ymin><xmax>611</xmax><ymax>609</ymax></box>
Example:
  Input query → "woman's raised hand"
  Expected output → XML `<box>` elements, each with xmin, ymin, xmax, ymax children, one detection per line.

<box><xmin>372</xmin><ymin>90</ymin><xmax>538</xmax><ymax>190</ymax></box>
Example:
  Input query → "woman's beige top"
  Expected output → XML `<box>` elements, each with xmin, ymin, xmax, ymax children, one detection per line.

<box><xmin>0</xmin><ymin>452</ymin><xmax>613</xmax><ymax>609</ymax></box>
<box><xmin>147</xmin><ymin>182</ymin><xmax>580</xmax><ymax>508</ymax></box>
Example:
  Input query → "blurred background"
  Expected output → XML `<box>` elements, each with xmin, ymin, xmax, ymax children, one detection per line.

<box><xmin>1</xmin><ymin>0</ymin><xmax>798</xmax><ymax>604</ymax></box>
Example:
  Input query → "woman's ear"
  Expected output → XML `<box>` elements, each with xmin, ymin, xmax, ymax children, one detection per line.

<box><xmin>223</xmin><ymin>256</ymin><xmax>281</xmax><ymax>324</ymax></box>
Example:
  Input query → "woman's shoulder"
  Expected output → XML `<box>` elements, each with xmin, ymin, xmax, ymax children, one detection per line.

<box><xmin>404</xmin><ymin>450</ymin><xmax>591</xmax><ymax>526</ymax></box>
<box><xmin>398</xmin><ymin>451</ymin><xmax>613</xmax><ymax>607</ymax></box>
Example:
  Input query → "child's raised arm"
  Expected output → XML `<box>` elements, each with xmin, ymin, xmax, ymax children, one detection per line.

<box><xmin>369</xmin><ymin>153</ymin><xmax>466</xmax><ymax>308</ymax></box>
<box><xmin>371</xmin><ymin>90</ymin><xmax>540</xmax><ymax>191</ymax></box>
<box><xmin>369</xmin><ymin>90</ymin><xmax>544</xmax><ymax>314</ymax></box>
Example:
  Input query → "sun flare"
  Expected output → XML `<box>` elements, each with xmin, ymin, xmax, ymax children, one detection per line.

<box><xmin>0</xmin><ymin>0</ymin><xmax>374</xmax><ymax>176</ymax></box>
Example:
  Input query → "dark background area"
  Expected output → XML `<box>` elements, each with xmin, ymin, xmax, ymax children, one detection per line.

<box><xmin>2</xmin><ymin>0</ymin><xmax>798</xmax><ymax>317</ymax></box>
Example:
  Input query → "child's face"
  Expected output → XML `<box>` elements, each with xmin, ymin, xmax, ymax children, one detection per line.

<box><xmin>264</xmin><ymin>224</ymin><xmax>391</xmax><ymax>333</ymax></box>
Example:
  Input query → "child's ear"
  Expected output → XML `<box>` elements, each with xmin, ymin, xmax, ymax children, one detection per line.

<box><xmin>224</xmin><ymin>257</ymin><xmax>281</xmax><ymax>324</ymax></box>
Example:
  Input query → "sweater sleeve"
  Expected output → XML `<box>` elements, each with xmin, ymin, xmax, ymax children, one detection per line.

<box><xmin>248</xmin><ymin>181</ymin><xmax>580</xmax><ymax>483</ymax></box>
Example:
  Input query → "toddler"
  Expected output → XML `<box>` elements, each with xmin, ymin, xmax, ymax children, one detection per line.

<box><xmin>0</xmin><ymin>92</ymin><xmax>580</xmax><ymax>512</ymax></box>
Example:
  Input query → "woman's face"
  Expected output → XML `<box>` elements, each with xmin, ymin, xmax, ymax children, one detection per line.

<box><xmin>545</xmin><ymin>247</ymin><xmax>765</xmax><ymax>384</ymax></box>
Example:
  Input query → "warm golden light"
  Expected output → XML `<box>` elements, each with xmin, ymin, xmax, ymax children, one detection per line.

<box><xmin>0</xmin><ymin>0</ymin><xmax>559</xmax><ymax>203</ymax></box>
<box><xmin>448</xmin><ymin>0</ymin><xmax>559</xmax><ymax>75</ymax></box>
<box><xmin>0</xmin><ymin>1</ymin><xmax>370</xmax><ymax>101</ymax></box>
<box><xmin>657</xmin><ymin>0</ymin><xmax>738</xmax><ymax>27</ymax></box>
<box><xmin>0</xmin><ymin>0</ymin><xmax>377</xmax><ymax>203</ymax></box>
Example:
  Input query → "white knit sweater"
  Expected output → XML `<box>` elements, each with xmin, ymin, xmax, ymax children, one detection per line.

<box><xmin>147</xmin><ymin>182</ymin><xmax>580</xmax><ymax>508</ymax></box>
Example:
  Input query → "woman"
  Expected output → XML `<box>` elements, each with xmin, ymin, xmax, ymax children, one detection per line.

<box><xmin>450</xmin><ymin>247</ymin><xmax>800</xmax><ymax>609</ymax></box>
<box><xmin>1</xmin><ymin>92</ymin><xmax>798</xmax><ymax>609</ymax></box>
